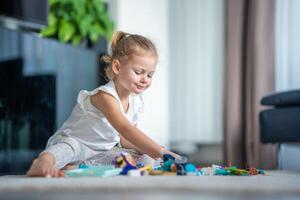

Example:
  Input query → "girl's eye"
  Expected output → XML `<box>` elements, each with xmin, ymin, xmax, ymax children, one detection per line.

<box><xmin>148</xmin><ymin>73</ymin><xmax>154</xmax><ymax>78</ymax></box>
<box><xmin>134</xmin><ymin>70</ymin><xmax>142</xmax><ymax>75</ymax></box>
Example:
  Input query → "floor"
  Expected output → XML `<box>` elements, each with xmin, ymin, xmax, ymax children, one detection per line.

<box><xmin>0</xmin><ymin>171</ymin><xmax>300</xmax><ymax>200</ymax></box>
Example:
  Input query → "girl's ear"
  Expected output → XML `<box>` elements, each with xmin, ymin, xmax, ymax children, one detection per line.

<box><xmin>111</xmin><ymin>59</ymin><xmax>121</xmax><ymax>75</ymax></box>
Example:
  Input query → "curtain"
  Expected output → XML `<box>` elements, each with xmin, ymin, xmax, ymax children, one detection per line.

<box><xmin>224</xmin><ymin>0</ymin><xmax>277</xmax><ymax>169</ymax></box>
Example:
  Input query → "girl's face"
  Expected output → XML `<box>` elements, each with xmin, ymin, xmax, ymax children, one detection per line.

<box><xmin>114</xmin><ymin>53</ymin><xmax>157</xmax><ymax>95</ymax></box>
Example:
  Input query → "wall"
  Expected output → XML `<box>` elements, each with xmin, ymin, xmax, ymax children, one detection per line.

<box><xmin>169</xmin><ymin>0</ymin><xmax>224</xmax><ymax>153</ymax></box>
<box><xmin>275</xmin><ymin>0</ymin><xmax>300</xmax><ymax>170</ymax></box>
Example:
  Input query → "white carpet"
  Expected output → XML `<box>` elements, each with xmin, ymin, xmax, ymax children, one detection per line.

<box><xmin>0</xmin><ymin>170</ymin><xmax>300</xmax><ymax>200</ymax></box>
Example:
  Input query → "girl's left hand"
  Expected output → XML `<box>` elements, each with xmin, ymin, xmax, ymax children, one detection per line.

<box><xmin>161</xmin><ymin>148</ymin><xmax>181</xmax><ymax>160</ymax></box>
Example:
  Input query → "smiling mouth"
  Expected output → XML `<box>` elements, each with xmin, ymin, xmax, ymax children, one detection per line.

<box><xmin>136</xmin><ymin>85</ymin><xmax>145</xmax><ymax>90</ymax></box>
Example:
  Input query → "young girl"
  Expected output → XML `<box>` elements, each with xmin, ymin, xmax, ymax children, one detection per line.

<box><xmin>27</xmin><ymin>31</ymin><xmax>178</xmax><ymax>177</ymax></box>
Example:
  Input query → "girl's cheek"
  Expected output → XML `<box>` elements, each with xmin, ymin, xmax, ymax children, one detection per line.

<box><xmin>126</xmin><ymin>71</ymin><xmax>134</xmax><ymax>79</ymax></box>
<box><xmin>131</xmin><ymin>72</ymin><xmax>140</xmax><ymax>79</ymax></box>
<box><xmin>128</xmin><ymin>73</ymin><xmax>139</xmax><ymax>82</ymax></box>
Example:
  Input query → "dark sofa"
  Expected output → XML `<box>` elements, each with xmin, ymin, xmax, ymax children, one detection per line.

<box><xmin>260</xmin><ymin>90</ymin><xmax>300</xmax><ymax>143</ymax></box>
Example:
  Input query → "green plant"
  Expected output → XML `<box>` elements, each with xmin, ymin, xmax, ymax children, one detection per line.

<box><xmin>41</xmin><ymin>0</ymin><xmax>114</xmax><ymax>46</ymax></box>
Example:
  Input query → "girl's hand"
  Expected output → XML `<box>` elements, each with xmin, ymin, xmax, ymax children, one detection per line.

<box><xmin>161</xmin><ymin>148</ymin><xmax>181</xmax><ymax>159</ymax></box>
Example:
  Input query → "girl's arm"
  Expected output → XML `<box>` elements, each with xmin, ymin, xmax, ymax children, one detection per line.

<box><xmin>91</xmin><ymin>91</ymin><xmax>163</xmax><ymax>159</ymax></box>
<box><xmin>120</xmin><ymin>124</ymin><xmax>146</xmax><ymax>153</ymax></box>
<box><xmin>120</xmin><ymin>135</ymin><xmax>142</xmax><ymax>152</ymax></box>
<box><xmin>120</xmin><ymin>135</ymin><xmax>180</xmax><ymax>159</ymax></box>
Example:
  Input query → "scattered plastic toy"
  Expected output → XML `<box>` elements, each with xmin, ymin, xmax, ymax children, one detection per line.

<box><xmin>153</xmin><ymin>154</ymin><xmax>267</xmax><ymax>177</ymax></box>
<box><xmin>64</xmin><ymin>153</ymin><xmax>267</xmax><ymax>177</ymax></box>
<box><xmin>65</xmin><ymin>165</ymin><xmax>122</xmax><ymax>177</ymax></box>
<box><xmin>113</xmin><ymin>153</ymin><xmax>137</xmax><ymax>175</ymax></box>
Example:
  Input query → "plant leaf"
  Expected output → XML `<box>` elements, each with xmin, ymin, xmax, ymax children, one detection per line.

<box><xmin>92</xmin><ymin>0</ymin><xmax>105</xmax><ymax>14</ymax></box>
<box><xmin>40</xmin><ymin>25</ymin><xmax>57</xmax><ymax>37</ymax></box>
<box><xmin>78</xmin><ymin>15</ymin><xmax>93</xmax><ymax>37</ymax></box>
<box><xmin>96</xmin><ymin>13</ymin><xmax>114</xmax><ymax>41</ymax></box>
<box><xmin>49</xmin><ymin>0</ymin><xmax>61</xmax><ymax>6</ymax></box>
<box><xmin>42</xmin><ymin>0</ymin><xmax>114</xmax><ymax>44</ymax></box>
<box><xmin>88</xmin><ymin>22</ymin><xmax>105</xmax><ymax>43</ymax></box>
<box><xmin>105</xmin><ymin>20</ymin><xmax>114</xmax><ymax>41</ymax></box>
<box><xmin>72</xmin><ymin>0</ymin><xmax>85</xmax><ymax>15</ymax></box>
<box><xmin>48</xmin><ymin>13</ymin><xmax>57</xmax><ymax>26</ymax></box>
<box><xmin>58</xmin><ymin>20</ymin><xmax>76</xmax><ymax>43</ymax></box>
<box><xmin>72</xmin><ymin>34</ymin><xmax>83</xmax><ymax>45</ymax></box>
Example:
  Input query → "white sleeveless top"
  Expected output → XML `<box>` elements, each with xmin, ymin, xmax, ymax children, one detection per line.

<box><xmin>47</xmin><ymin>80</ymin><xmax>144</xmax><ymax>150</ymax></box>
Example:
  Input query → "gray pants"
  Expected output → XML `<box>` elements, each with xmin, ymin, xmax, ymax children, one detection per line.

<box><xmin>43</xmin><ymin>137</ymin><xmax>155</xmax><ymax>169</ymax></box>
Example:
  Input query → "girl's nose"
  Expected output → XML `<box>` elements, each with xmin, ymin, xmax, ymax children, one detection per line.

<box><xmin>141</xmin><ymin>75</ymin><xmax>148</xmax><ymax>83</ymax></box>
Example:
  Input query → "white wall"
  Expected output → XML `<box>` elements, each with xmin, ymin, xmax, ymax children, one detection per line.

<box><xmin>275</xmin><ymin>0</ymin><xmax>300</xmax><ymax>170</ymax></box>
<box><xmin>109</xmin><ymin>0</ymin><xmax>170</xmax><ymax>147</ymax></box>
<box><xmin>169</xmin><ymin>0</ymin><xmax>224</xmax><ymax>153</ymax></box>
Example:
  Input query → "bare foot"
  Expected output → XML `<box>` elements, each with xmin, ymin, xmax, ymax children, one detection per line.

<box><xmin>27</xmin><ymin>153</ymin><xmax>64</xmax><ymax>177</ymax></box>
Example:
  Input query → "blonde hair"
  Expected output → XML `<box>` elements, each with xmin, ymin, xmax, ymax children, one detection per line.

<box><xmin>101</xmin><ymin>31</ymin><xmax>158</xmax><ymax>80</ymax></box>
